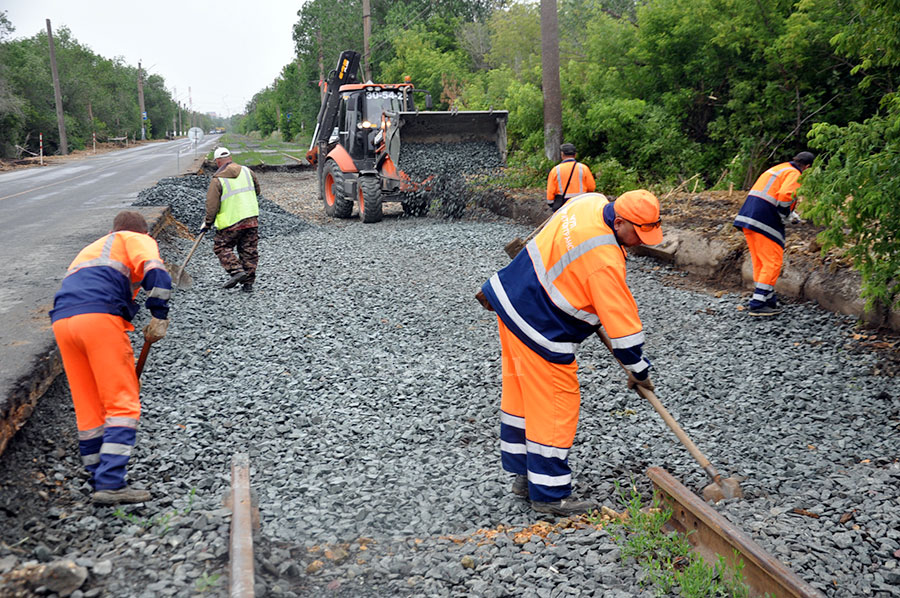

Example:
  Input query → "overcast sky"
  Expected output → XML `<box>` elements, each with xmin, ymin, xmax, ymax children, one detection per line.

<box><xmin>3</xmin><ymin>1</ymin><xmax>303</xmax><ymax>117</ymax></box>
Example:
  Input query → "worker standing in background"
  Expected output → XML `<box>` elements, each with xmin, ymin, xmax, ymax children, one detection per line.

<box><xmin>733</xmin><ymin>151</ymin><xmax>815</xmax><ymax>316</ymax></box>
<box><xmin>546</xmin><ymin>143</ymin><xmax>596</xmax><ymax>212</ymax></box>
<box><xmin>50</xmin><ymin>211</ymin><xmax>170</xmax><ymax>505</ymax></box>
<box><xmin>476</xmin><ymin>191</ymin><xmax>662</xmax><ymax>516</ymax></box>
<box><xmin>202</xmin><ymin>147</ymin><xmax>261</xmax><ymax>292</ymax></box>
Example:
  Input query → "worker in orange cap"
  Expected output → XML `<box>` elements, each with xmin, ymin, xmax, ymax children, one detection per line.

<box><xmin>546</xmin><ymin>143</ymin><xmax>596</xmax><ymax>212</ymax></box>
<box><xmin>476</xmin><ymin>190</ymin><xmax>662</xmax><ymax>516</ymax></box>
<box><xmin>733</xmin><ymin>152</ymin><xmax>814</xmax><ymax>316</ymax></box>
<box><xmin>50</xmin><ymin>211</ymin><xmax>171</xmax><ymax>505</ymax></box>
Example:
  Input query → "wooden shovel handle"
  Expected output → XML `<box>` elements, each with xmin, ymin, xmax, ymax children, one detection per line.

<box><xmin>595</xmin><ymin>328</ymin><xmax>717</xmax><ymax>475</ymax></box>
<box><xmin>135</xmin><ymin>340</ymin><xmax>151</xmax><ymax>378</ymax></box>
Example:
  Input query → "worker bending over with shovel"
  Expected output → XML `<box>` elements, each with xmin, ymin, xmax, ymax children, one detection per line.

<box><xmin>201</xmin><ymin>146</ymin><xmax>261</xmax><ymax>292</ymax></box>
<box><xmin>733</xmin><ymin>151</ymin><xmax>814</xmax><ymax>316</ymax></box>
<box><xmin>476</xmin><ymin>191</ymin><xmax>662</xmax><ymax>516</ymax></box>
<box><xmin>50</xmin><ymin>211</ymin><xmax>171</xmax><ymax>505</ymax></box>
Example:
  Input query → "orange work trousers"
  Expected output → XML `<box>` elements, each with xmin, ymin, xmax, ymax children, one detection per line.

<box><xmin>743</xmin><ymin>229</ymin><xmax>783</xmax><ymax>307</ymax></box>
<box><xmin>52</xmin><ymin>313</ymin><xmax>140</xmax><ymax>490</ymax></box>
<box><xmin>497</xmin><ymin>317</ymin><xmax>580</xmax><ymax>502</ymax></box>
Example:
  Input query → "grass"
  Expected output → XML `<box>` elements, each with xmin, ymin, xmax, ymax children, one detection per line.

<box><xmin>113</xmin><ymin>487</ymin><xmax>196</xmax><ymax>536</ymax></box>
<box><xmin>207</xmin><ymin>133</ymin><xmax>309</xmax><ymax>166</ymax></box>
<box><xmin>594</xmin><ymin>481</ymin><xmax>770</xmax><ymax>598</ymax></box>
<box><xmin>194</xmin><ymin>572</ymin><xmax>222</xmax><ymax>593</ymax></box>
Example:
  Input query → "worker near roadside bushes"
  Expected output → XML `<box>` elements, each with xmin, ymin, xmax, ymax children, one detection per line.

<box><xmin>49</xmin><ymin>211</ymin><xmax>170</xmax><ymax>505</ymax></box>
<box><xmin>733</xmin><ymin>151</ymin><xmax>814</xmax><ymax>316</ymax></box>
<box><xmin>201</xmin><ymin>146</ymin><xmax>261</xmax><ymax>292</ymax></box>
<box><xmin>476</xmin><ymin>190</ymin><xmax>662</xmax><ymax>516</ymax></box>
<box><xmin>546</xmin><ymin>143</ymin><xmax>596</xmax><ymax>212</ymax></box>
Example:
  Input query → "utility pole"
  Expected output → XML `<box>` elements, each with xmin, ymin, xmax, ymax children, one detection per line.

<box><xmin>137</xmin><ymin>60</ymin><xmax>146</xmax><ymax>140</ymax></box>
<box><xmin>540</xmin><ymin>0</ymin><xmax>562</xmax><ymax>161</ymax></box>
<box><xmin>45</xmin><ymin>19</ymin><xmax>68</xmax><ymax>155</ymax></box>
<box><xmin>189</xmin><ymin>86</ymin><xmax>193</xmax><ymax>129</ymax></box>
<box><xmin>362</xmin><ymin>0</ymin><xmax>372</xmax><ymax>82</ymax></box>
<box><xmin>317</xmin><ymin>29</ymin><xmax>325</xmax><ymax>100</ymax></box>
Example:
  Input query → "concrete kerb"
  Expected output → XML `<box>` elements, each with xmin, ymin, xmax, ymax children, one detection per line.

<box><xmin>0</xmin><ymin>206</ymin><xmax>172</xmax><ymax>459</ymax></box>
<box><xmin>478</xmin><ymin>194</ymin><xmax>900</xmax><ymax>332</ymax></box>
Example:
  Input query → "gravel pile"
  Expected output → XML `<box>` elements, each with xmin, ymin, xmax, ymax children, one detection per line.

<box><xmin>1</xmin><ymin>175</ymin><xmax>897</xmax><ymax>598</ymax></box>
<box><xmin>398</xmin><ymin>141</ymin><xmax>505</xmax><ymax>218</ymax></box>
<box><xmin>133</xmin><ymin>174</ymin><xmax>309</xmax><ymax>237</ymax></box>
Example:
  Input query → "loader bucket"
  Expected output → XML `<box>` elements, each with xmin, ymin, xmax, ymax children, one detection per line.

<box><xmin>394</xmin><ymin>110</ymin><xmax>508</xmax><ymax>163</ymax></box>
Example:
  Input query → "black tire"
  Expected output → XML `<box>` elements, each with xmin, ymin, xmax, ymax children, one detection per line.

<box><xmin>358</xmin><ymin>175</ymin><xmax>383</xmax><ymax>223</ymax></box>
<box><xmin>322</xmin><ymin>160</ymin><xmax>353</xmax><ymax>219</ymax></box>
<box><xmin>401</xmin><ymin>192</ymin><xmax>429</xmax><ymax>217</ymax></box>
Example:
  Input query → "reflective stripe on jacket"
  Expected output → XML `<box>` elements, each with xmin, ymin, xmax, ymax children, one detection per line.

<box><xmin>733</xmin><ymin>161</ymin><xmax>803</xmax><ymax>247</ymax></box>
<box><xmin>215</xmin><ymin>166</ymin><xmax>260</xmax><ymax>230</ymax></box>
<box><xmin>482</xmin><ymin>193</ymin><xmax>649</xmax><ymax>374</ymax></box>
<box><xmin>546</xmin><ymin>159</ymin><xmax>596</xmax><ymax>202</ymax></box>
<box><xmin>50</xmin><ymin>231</ymin><xmax>172</xmax><ymax>323</ymax></box>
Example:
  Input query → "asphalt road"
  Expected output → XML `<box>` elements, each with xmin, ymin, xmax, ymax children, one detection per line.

<box><xmin>0</xmin><ymin>136</ymin><xmax>217</xmax><ymax>414</ymax></box>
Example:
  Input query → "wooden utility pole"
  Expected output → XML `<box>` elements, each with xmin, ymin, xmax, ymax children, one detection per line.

<box><xmin>188</xmin><ymin>86</ymin><xmax>193</xmax><ymax>129</ymax></box>
<box><xmin>45</xmin><ymin>19</ymin><xmax>68</xmax><ymax>155</ymax></box>
<box><xmin>362</xmin><ymin>0</ymin><xmax>372</xmax><ymax>81</ymax></box>
<box><xmin>540</xmin><ymin>0</ymin><xmax>562</xmax><ymax>161</ymax></box>
<box><xmin>317</xmin><ymin>29</ymin><xmax>325</xmax><ymax>100</ymax></box>
<box><xmin>137</xmin><ymin>60</ymin><xmax>146</xmax><ymax>140</ymax></box>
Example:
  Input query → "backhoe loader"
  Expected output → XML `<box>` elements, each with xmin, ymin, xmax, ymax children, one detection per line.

<box><xmin>306</xmin><ymin>50</ymin><xmax>508</xmax><ymax>223</ymax></box>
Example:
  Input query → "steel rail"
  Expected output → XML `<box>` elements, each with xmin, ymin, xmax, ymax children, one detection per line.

<box><xmin>230</xmin><ymin>453</ymin><xmax>255</xmax><ymax>598</ymax></box>
<box><xmin>647</xmin><ymin>467</ymin><xmax>826</xmax><ymax>598</ymax></box>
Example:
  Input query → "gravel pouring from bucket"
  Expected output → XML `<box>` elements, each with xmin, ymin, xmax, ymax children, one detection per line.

<box><xmin>170</xmin><ymin>229</ymin><xmax>206</xmax><ymax>289</ymax></box>
<box><xmin>596</xmin><ymin>329</ymin><xmax>744</xmax><ymax>503</ymax></box>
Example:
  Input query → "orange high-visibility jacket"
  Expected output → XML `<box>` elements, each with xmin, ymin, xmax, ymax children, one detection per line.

<box><xmin>546</xmin><ymin>159</ymin><xmax>596</xmax><ymax>203</ymax></box>
<box><xmin>50</xmin><ymin>231</ymin><xmax>171</xmax><ymax>324</ymax></box>
<box><xmin>482</xmin><ymin>193</ymin><xmax>649</xmax><ymax>375</ymax></box>
<box><xmin>733</xmin><ymin>161</ymin><xmax>803</xmax><ymax>247</ymax></box>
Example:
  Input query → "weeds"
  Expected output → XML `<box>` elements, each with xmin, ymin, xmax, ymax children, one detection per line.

<box><xmin>194</xmin><ymin>572</ymin><xmax>222</xmax><ymax>593</ymax></box>
<box><xmin>604</xmin><ymin>480</ymin><xmax>768</xmax><ymax>598</ymax></box>
<box><xmin>113</xmin><ymin>487</ymin><xmax>197</xmax><ymax>536</ymax></box>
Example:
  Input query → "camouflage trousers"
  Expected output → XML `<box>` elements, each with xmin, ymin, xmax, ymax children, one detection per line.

<box><xmin>213</xmin><ymin>226</ymin><xmax>258</xmax><ymax>285</ymax></box>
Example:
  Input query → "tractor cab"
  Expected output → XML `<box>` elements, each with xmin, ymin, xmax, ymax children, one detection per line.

<box><xmin>334</xmin><ymin>83</ymin><xmax>425</xmax><ymax>163</ymax></box>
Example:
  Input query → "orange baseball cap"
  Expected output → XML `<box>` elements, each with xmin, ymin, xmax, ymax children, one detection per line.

<box><xmin>614</xmin><ymin>190</ymin><xmax>663</xmax><ymax>245</ymax></box>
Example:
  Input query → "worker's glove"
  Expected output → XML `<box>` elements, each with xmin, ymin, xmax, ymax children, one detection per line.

<box><xmin>142</xmin><ymin>318</ymin><xmax>169</xmax><ymax>344</ymax></box>
<box><xmin>626</xmin><ymin>372</ymin><xmax>655</xmax><ymax>392</ymax></box>
<box><xmin>197</xmin><ymin>224</ymin><xmax>210</xmax><ymax>235</ymax></box>
<box><xmin>475</xmin><ymin>289</ymin><xmax>494</xmax><ymax>312</ymax></box>
<box><xmin>788</xmin><ymin>211</ymin><xmax>804</xmax><ymax>224</ymax></box>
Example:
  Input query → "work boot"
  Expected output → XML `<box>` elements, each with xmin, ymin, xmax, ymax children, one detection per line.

<box><xmin>748</xmin><ymin>304</ymin><xmax>782</xmax><ymax>317</ymax></box>
<box><xmin>92</xmin><ymin>487</ymin><xmax>151</xmax><ymax>505</ymax></box>
<box><xmin>531</xmin><ymin>497</ymin><xmax>597</xmax><ymax>516</ymax></box>
<box><xmin>223</xmin><ymin>271</ymin><xmax>250</xmax><ymax>289</ymax></box>
<box><xmin>511</xmin><ymin>475</ymin><xmax>528</xmax><ymax>498</ymax></box>
<box><xmin>241</xmin><ymin>283</ymin><xmax>253</xmax><ymax>293</ymax></box>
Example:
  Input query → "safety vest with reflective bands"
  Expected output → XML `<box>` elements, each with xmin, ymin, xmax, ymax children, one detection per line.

<box><xmin>733</xmin><ymin>162</ymin><xmax>803</xmax><ymax>248</ymax></box>
<box><xmin>481</xmin><ymin>193</ymin><xmax>650</xmax><ymax>376</ymax></box>
<box><xmin>50</xmin><ymin>231</ymin><xmax>172</xmax><ymax>323</ymax></box>
<box><xmin>215</xmin><ymin>166</ymin><xmax>259</xmax><ymax>230</ymax></box>
<box><xmin>546</xmin><ymin>159</ymin><xmax>596</xmax><ymax>203</ymax></box>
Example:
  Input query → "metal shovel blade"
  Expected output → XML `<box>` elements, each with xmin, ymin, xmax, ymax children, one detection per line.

<box><xmin>171</xmin><ymin>265</ymin><xmax>193</xmax><ymax>289</ymax></box>
<box><xmin>504</xmin><ymin>237</ymin><xmax>526</xmax><ymax>258</ymax></box>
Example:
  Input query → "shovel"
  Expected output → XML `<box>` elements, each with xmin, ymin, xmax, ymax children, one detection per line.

<box><xmin>596</xmin><ymin>328</ymin><xmax>744</xmax><ymax>503</ymax></box>
<box><xmin>170</xmin><ymin>229</ymin><xmax>206</xmax><ymax>289</ymax></box>
<box><xmin>135</xmin><ymin>340</ymin><xmax>151</xmax><ymax>378</ymax></box>
<box><xmin>504</xmin><ymin>215</ymin><xmax>552</xmax><ymax>258</ymax></box>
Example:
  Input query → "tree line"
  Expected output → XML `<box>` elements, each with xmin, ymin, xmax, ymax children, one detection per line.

<box><xmin>241</xmin><ymin>0</ymin><xmax>898</xmax><ymax>309</ymax></box>
<box><xmin>0</xmin><ymin>13</ymin><xmax>226</xmax><ymax>158</ymax></box>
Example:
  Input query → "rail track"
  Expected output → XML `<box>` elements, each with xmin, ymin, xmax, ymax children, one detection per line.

<box><xmin>225</xmin><ymin>459</ymin><xmax>826</xmax><ymax>597</ymax></box>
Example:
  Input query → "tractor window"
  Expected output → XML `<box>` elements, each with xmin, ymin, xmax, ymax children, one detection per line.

<box><xmin>363</xmin><ymin>90</ymin><xmax>404</xmax><ymax>122</ymax></box>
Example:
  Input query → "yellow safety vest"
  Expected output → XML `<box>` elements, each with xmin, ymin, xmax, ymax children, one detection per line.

<box><xmin>215</xmin><ymin>166</ymin><xmax>259</xmax><ymax>229</ymax></box>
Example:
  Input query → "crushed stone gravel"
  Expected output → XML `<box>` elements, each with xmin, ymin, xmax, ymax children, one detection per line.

<box><xmin>0</xmin><ymin>170</ymin><xmax>897</xmax><ymax>598</ymax></box>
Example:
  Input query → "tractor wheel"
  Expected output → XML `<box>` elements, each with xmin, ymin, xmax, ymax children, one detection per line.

<box><xmin>358</xmin><ymin>175</ymin><xmax>383</xmax><ymax>223</ymax></box>
<box><xmin>323</xmin><ymin>160</ymin><xmax>353</xmax><ymax>219</ymax></box>
<box><xmin>401</xmin><ymin>192</ymin><xmax>429</xmax><ymax>217</ymax></box>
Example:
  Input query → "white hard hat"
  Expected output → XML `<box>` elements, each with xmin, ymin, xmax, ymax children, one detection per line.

<box><xmin>214</xmin><ymin>147</ymin><xmax>231</xmax><ymax>159</ymax></box>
